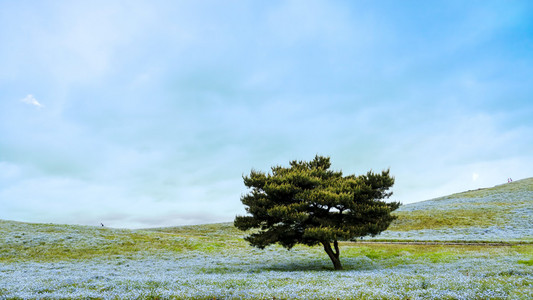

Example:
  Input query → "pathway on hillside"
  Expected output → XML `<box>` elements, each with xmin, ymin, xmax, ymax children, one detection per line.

<box><xmin>351</xmin><ymin>241</ymin><xmax>530</xmax><ymax>246</ymax></box>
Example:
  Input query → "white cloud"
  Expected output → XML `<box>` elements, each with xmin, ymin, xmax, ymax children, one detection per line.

<box><xmin>472</xmin><ymin>173</ymin><xmax>479</xmax><ymax>181</ymax></box>
<box><xmin>20</xmin><ymin>94</ymin><xmax>43</xmax><ymax>107</ymax></box>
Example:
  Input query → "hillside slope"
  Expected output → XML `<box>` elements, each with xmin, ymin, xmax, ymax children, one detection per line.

<box><xmin>1</xmin><ymin>182</ymin><xmax>531</xmax><ymax>299</ymax></box>
<box><xmin>0</xmin><ymin>220</ymin><xmax>247</xmax><ymax>263</ymax></box>
<box><xmin>0</xmin><ymin>177</ymin><xmax>531</xmax><ymax>263</ymax></box>
<box><xmin>370</xmin><ymin>177</ymin><xmax>533</xmax><ymax>242</ymax></box>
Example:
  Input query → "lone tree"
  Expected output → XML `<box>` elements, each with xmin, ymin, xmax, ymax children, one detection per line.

<box><xmin>234</xmin><ymin>155</ymin><xmax>400</xmax><ymax>270</ymax></box>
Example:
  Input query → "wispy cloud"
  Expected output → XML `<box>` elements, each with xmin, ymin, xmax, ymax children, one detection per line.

<box><xmin>20</xmin><ymin>94</ymin><xmax>43</xmax><ymax>108</ymax></box>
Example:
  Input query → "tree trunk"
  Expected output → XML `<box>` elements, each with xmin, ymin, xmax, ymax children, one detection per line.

<box><xmin>322</xmin><ymin>240</ymin><xmax>343</xmax><ymax>270</ymax></box>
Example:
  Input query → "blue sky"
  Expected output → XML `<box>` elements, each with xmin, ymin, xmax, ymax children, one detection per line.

<box><xmin>1</xmin><ymin>1</ymin><xmax>532</xmax><ymax>228</ymax></box>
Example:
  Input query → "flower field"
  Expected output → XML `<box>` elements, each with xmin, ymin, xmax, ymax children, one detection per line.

<box><xmin>1</xmin><ymin>178</ymin><xmax>531</xmax><ymax>299</ymax></box>
<box><xmin>1</xmin><ymin>232</ymin><xmax>531</xmax><ymax>299</ymax></box>
<box><xmin>368</xmin><ymin>178</ymin><xmax>533</xmax><ymax>242</ymax></box>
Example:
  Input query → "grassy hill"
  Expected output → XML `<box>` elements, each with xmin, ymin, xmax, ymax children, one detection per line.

<box><xmin>370</xmin><ymin>177</ymin><xmax>533</xmax><ymax>242</ymax></box>
<box><xmin>0</xmin><ymin>177</ymin><xmax>530</xmax><ymax>264</ymax></box>
<box><xmin>0</xmin><ymin>178</ymin><xmax>532</xmax><ymax>299</ymax></box>
<box><xmin>0</xmin><ymin>220</ymin><xmax>246</xmax><ymax>264</ymax></box>
<box><xmin>0</xmin><ymin>177</ymin><xmax>531</xmax><ymax>264</ymax></box>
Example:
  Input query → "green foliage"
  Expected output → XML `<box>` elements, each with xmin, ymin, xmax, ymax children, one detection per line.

<box><xmin>234</xmin><ymin>155</ymin><xmax>399</xmax><ymax>269</ymax></box>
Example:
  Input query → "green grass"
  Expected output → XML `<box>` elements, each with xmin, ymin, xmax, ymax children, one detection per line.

<box><xmin>518</xmin><ymin>258</ymin><xmax>533</xmax><ymax>266</ymax></box>
<box><xmin>390</xmin><ymin>208</ymin><xmax>501</xmax><ymax>230</ymax></box>
<box><xmin>383</xmin><ymin>177</ymin><xmax>533</xmax><ymax>235</ymax></box>
<box><xmin>0</xmin><ymin>220</ymin><xmax>246</xmax><ymax>263</ymax></box>
<box><xmin>1</xmin><ymin>219</ymin><xmax>532</xmax><ymax>299</ymax></box>
<box><xmin>347</xmin><ymin>245</ymin><xmax>457</xmax><ymax>268</ymax></box>
<box><xmin>445</xmin><ymin>177</ymin><xmax>533</xmax><ymax>198</ymax></box>
<box><xmin>2</xmin><ymin>218</ymin><xmax>528</xmax><ymax>266</ymax></box>
<box><xmin>2</xmin><ymin>177</ymin><xmax>531</xmax><ymax>264</ymax></box>
<box><xmin>1</xmin><ymin>178</ymin><xmax>532</xmax><ymax>299</ymax></box>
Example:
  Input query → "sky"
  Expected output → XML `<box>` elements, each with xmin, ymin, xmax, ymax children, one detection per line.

<box><xmin>1</xmin><ymin>0</ymin><xmax>532</xmax><ymax>228</ymax></box>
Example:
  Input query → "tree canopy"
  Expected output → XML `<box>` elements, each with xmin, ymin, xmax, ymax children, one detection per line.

<box><xmin>234</xmin><ymin>155</ymin><xmax>400</xmax><ymax>270</ymax></box>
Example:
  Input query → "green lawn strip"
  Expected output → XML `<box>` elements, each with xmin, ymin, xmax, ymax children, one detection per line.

<box><xmin>389</xmin><ymin>208</ymin><xmax>502</xmax><ymax>231</ymax></box>
<box><xmin>0</xmin><ymin>224</ymin><xmax>237</xmax><ymax>263</ymax></box>
<box><xmin>3</xmin><ymin>219</ymin><xmax>530</xmax><ymax>264</ymax></box>
<box><xmin>339</xmin><ymin>243</ymin><xmax>532</xmax><ymax>268</ymax></box>
<box><xmin>356</xmin><ymin>240</ymin><xmax>532</xmax><ymax>245</ymax></box>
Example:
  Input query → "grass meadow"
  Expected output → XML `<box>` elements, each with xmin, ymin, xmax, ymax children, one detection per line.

<box><xmin>1</xmin><ymin>178</ymin><xmax>532</xmax><ymax>299</ymax></box>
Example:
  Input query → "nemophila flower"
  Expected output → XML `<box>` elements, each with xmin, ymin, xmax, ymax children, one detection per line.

<box><xmin>1</xmin><ymin>184</ymin><xmax>531</xmax><ymax>300</ymax></box>
<box><xmin>1</xmin><ymin>252</ymin><xmax>531</xmax><ymax>299</ymax></box>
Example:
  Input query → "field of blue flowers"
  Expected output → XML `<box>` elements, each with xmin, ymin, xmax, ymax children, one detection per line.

<box><xmin>1</xmin><ymin>241</ymin><xmax>531</xmax><ymax>299</ymax></box>
<box><xmin>368</xmin><ymin>179</ymin><xmax>533</xmax><ymax>242</ymax></box>
<box><xmin>1</xmin><ymin>178</ymin><xmax>531</xmax><ymax>299</ymax></box>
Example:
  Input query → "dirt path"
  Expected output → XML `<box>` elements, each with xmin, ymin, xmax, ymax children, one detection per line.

<box><xmin>349</xmin><ymin>241</ymin><xmax>530</xmax><ymax>246</ymax></box>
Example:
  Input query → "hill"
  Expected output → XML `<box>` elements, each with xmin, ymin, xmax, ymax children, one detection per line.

<box><xmin>0</xmin><ymin>177</ymin><xmax>531</xmax><ymax>264</ymax></box>
<box><xmin>369</xmin><ymin>177</ymin><xmax>533</xmax><ymax>242</ymax></box>
<box><xmin>0</xmin><ymin>220</ymin><xmax>247</xmax><ymax>264</ymax></box>
<box><xmin>0</xmin><ymin>180</ymin><xmax>532</xmax><ymax>299</ymax></box>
